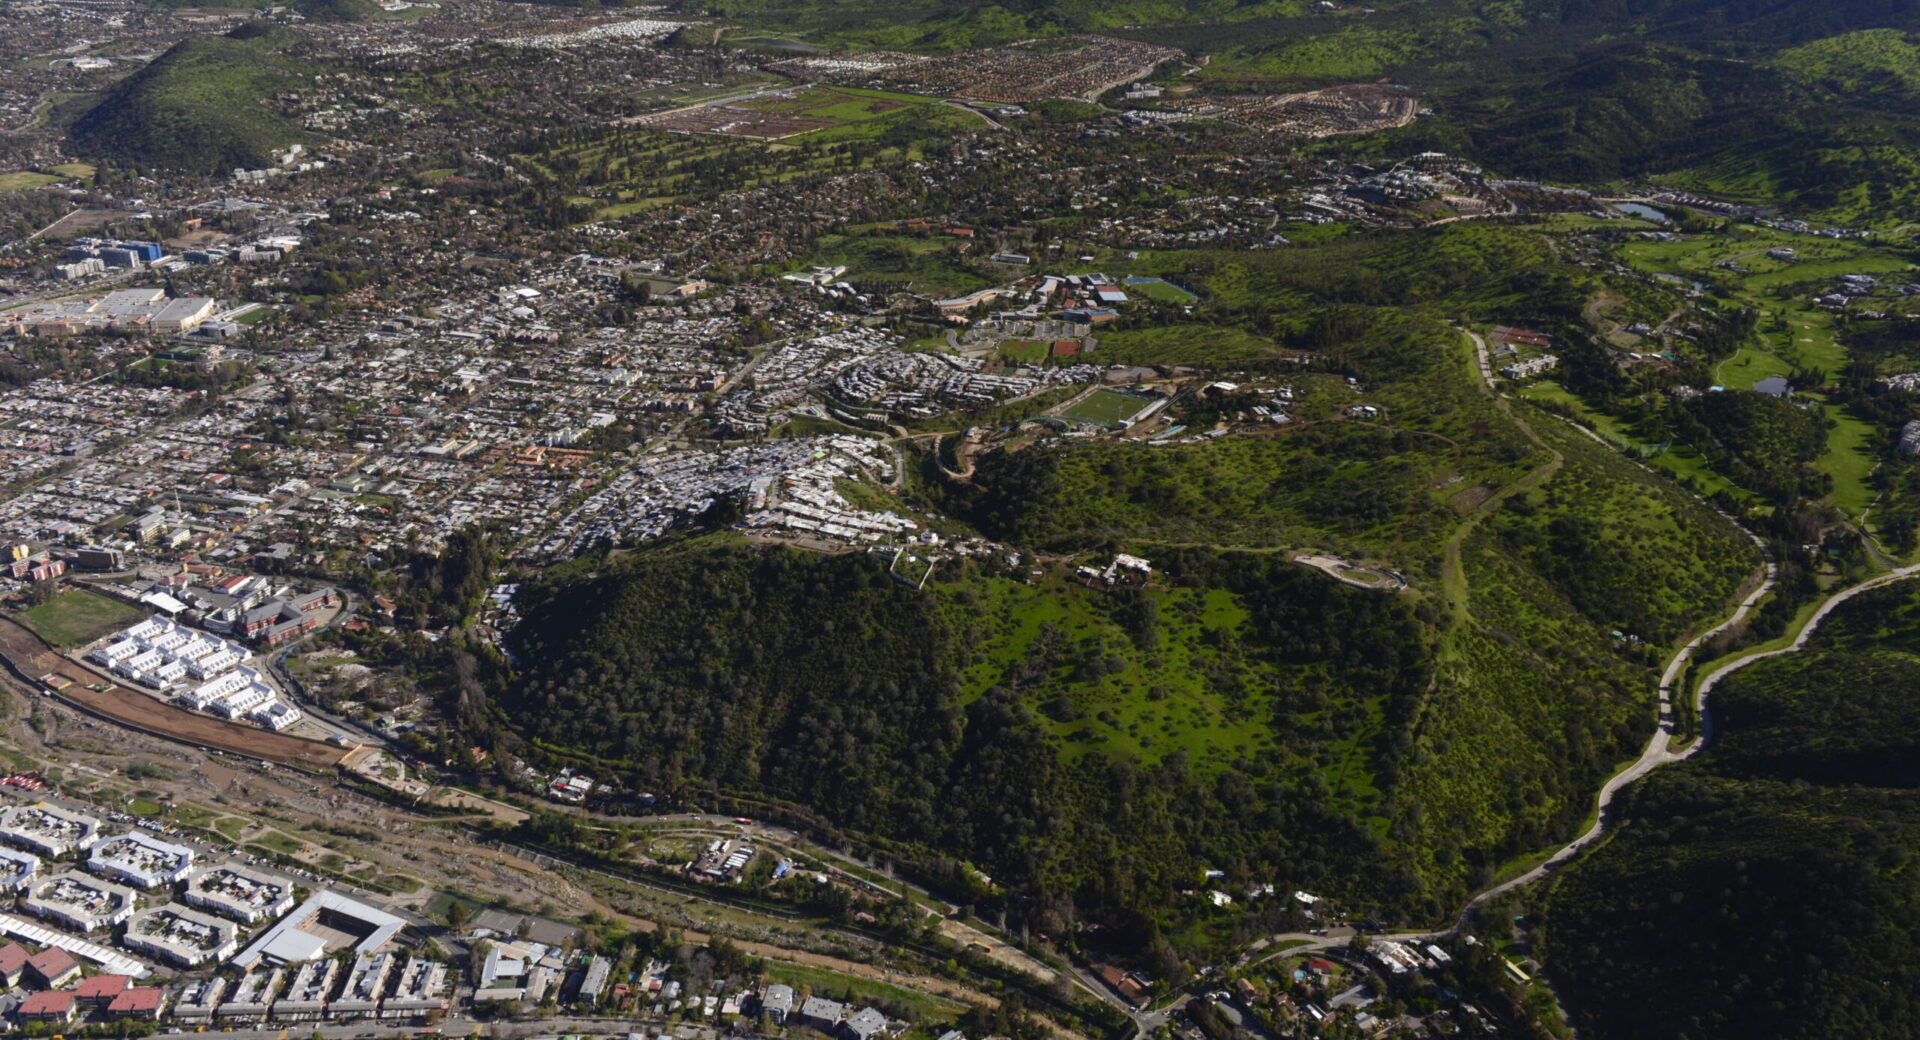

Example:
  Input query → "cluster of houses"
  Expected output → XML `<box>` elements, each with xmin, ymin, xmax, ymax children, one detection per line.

<box><xmin>87</xmin><ymin>614</ymin><xmax>306</xmax><ymax>732</ymax></box>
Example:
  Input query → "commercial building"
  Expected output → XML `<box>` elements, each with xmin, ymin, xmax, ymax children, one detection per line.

<box><xmin>185</xmin><ymin>863</ymin><xmax>295</xmax><ymax>923</ymax></box>
<box><xmin>153</xmin><ymin>297</ymin><xmax>218</xmax><ymax>334</ymax></box>
<box><xmin>230</xmin><ymin>889</ymin><xmax>407</xmax><ymax>970</ymax></box>
<box><xmin>87</xmin><ymin>831</ymin><xmax>195</xmax><ymax>889</ymax></box>
<box><xmin>121</xmin><ymin>904</ymin><xmax>239</xmax><ymax>967</ymax></box>
<box><xmin>0</xmin><ymin>803</ymin><xmax>100</xmax><ymax>856</ymax></box>
<box><xmin>23</xmin><ymin>870</ymin><xmax>137</xmax><ymax>932</ymax></box>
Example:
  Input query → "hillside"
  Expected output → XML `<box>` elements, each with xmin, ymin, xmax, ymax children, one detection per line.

<box><xmin>494</xmin><ymin>218</ymin><xmax>1763</xmax><ymax>933</ymax></box>
<box><xmin>1538</xmin><ymin>580</ymin><xmax>1920</xmax><ymax>1040</ymax></box>
<box><xmin>68</xmin><ymin>31</ymin><xmax>315</xmax><ymax>174</ymax></box>
<box><xmin>293</xmin><ymin>0</ymin><xmax>380</xmax><ymax>21</ymax></box>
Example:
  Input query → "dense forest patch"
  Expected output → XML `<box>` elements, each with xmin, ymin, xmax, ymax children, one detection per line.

<box><xmin>1540</xmin><ymin>581</ymin><xmax>1920</xmax><ymax>1040</ymax></box>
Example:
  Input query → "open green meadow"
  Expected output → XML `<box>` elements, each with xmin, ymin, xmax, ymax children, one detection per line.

<box><xmin>0</xmin><ymin>172</ymin><xmax>62</xmax><ymax>191</ymax></box>
<box><xmin>1060</xmin><ymin>388</ymin><xmax>1155</xmax><ymax>426</ymax></box>
<box><xmin>17</xmin><ymin>589</ymin><xmax>146</xmax><ymax>647</ymax></box>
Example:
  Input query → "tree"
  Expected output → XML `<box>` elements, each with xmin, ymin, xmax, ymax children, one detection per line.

<box><xmin>25</xmin><ymin>579</ymin><xmax>59</xmax><ymax>607</ymax></box>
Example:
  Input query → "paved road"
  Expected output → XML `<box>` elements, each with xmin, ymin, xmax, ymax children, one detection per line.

<box><xmin>1686</xmin><ymin>561</ymin><xmax>1920</xmax><ymax>749</ymax></box>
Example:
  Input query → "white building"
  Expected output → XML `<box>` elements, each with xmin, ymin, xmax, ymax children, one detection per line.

<box><xmin>121</xmin><ymin>904</ymin><xmax>239</xmax><ymax>967</ymax></box>
<box><xmin>88</xmin><ymin>831</ymin><xmax>195</xmax><ymax>889</ymax></box>
<box><xmin>0</xmin><ymin>847</ymin><xmax>40</xmax><ymax>892</ymax></box>
<box><xmin>185</xmin><ymin>864</ymin><xmax>295</xmax><ymax>923</ymax></box>
<box><xmin>0</xmin><ymin>803</ymin><xmax>100</xmax><ymax>856</ymax></box>
<box><xmin>23</xmin><ymin>870</ymin><xmax>137</xmax><ymax>932</ymax></box>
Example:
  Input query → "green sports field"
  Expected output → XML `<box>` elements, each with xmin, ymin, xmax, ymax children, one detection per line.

<box><xmin>1061</xmin><ymin>388</ymin><xmax>1155</xmax><ymax>426</ymax></box>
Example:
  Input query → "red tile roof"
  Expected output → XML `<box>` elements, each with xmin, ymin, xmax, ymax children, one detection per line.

<box><xmin>108</xmin><ymin>987</ymin><xmax>165</xmax><ymax>1014</ymax></box>
<box><xmin>75</xmin><ymin>973</ymin><xmax>131</xmax><ymax>998</ymax></box>
<box><xmin>0</xmin><ymin>942</ymin><xmax>28</xmax><ymax>975</ymax></box>
<box><xmin>18</xmin><ymin>990</ymin><xmax>75</xmax><ymax>1016</ymax></box>
<box><xmin>27</xmin><ymin>947</ymin><xmax>78</xmax><ymax>980</ymax></box>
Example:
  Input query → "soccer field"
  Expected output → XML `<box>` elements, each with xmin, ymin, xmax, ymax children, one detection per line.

<box><xmin>1061</xmin><ymin>389</ymin><xmax>1153</xmax><ymax>426</ymax></box>
<box><xmin>17</xmin><ymin>589</ymin><xmax>145</xmax><ymax>647</ymax></box>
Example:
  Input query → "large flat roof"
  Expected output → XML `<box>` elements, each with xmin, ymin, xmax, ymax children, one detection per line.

<box><xmin>229</xmin><ymin>889</ymin><xmax>406</xmax><ymax>970</ymax></box>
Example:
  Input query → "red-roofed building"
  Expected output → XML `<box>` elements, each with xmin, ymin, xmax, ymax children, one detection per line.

<box><xmin>0</xmin><ymin>942</ymin><xmax>28</xmax><ymax>988</ymax></box>
<box><xmin>75</xmin><ymin>972</ymin><xmax>130</xmax><ymax>1006</ymax></box>
<box><xmin>17</xmin><ymin>989</ymin><xmax>76</xmax><ymax>1022</ymax></box>
<box><xmin>26</xmin><ymin>947</ymin><xmax>79</xmax><ymax>989</ymax></box>
<box><xmin>1304</xmin><ymin>958</ymin><xmax>1338</xmax><ymax>974</ymax></box>
<box><xmin>107</xmin><ymin>986</ymin><xmax>167</xmax><ymax>1020</ymax></box>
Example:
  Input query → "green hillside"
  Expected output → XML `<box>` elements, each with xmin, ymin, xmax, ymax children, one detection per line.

<box><xmin>294</xmin><ymin>0</ymin><xmax>381</xmax><ymax>21</ymax></box>
<box><xmin>69</xmin><ymin>31</ymin><xmax>316</xmax><ymax>174</ymax></box>
<box><xmin>1539</xmin><ymin>580</ymin><xmax>1920</xmax><ymax>1040</ymax></box>
<box><xmin>494</xmin><ymin>223</ymin><xmax>1762</xmax><ymax>931</ymax></box>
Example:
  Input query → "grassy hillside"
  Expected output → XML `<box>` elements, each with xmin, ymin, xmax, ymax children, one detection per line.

<box><xmin>294</xmin><ymin>0</ymin><xmax>380</xmax><ymax>21</ymax></box>
<box><xmin>503</xmin><ymin>539</ymin><xmax>1426</xmax><ymax>929</ymax></box>
<box><xmin>1539</xmin><ymin>579</ymin><xmax>1920</xmax><ymax>1040</ymax></box>
<box><xmin>69</xmin><ymin>31</ymin><xmax>316</xmax><ymax>174</ymax></box>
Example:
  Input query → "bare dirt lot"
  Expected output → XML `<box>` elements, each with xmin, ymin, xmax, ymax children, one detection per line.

<box><xmin>39</xmin><ymin>208</ymin><xmax>136</xmax><ymax>238</ymax></box>
<box><xmin>0</xmin><ymin>617</ymin><xmax>349</xmax><ymax>770</ymax></box>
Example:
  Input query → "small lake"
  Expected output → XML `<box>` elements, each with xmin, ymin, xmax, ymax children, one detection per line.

<box><xmin>1613</xmin><ymin>202</ymin><xmax>1672</xmax><ymax>223</ymax></box>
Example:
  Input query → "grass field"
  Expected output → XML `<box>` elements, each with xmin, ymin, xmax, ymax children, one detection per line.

<box><xmin>1060</xmin><ymin>388</ymin><xmax>1154</xmax><ymax>426</ymax></box>
<box><xmin>16</xmin><ymin>589</ymin><xmax>145</xmax><ymax>647</ymax></box>
<box><xmin>0</xmin><ymin>172</ymin><xmax>60</xmax><ymax>192</ymax></box>
<box><xmin>1124</xmin><ymin>276</ymin><xmax>1200</xmax><ymax>303</ymax></box>
<box><xmin>1607</xmin><ymin>224</ymin><xmax>1918</xmax><ymax>520</ymax></box>
<box><xmin>995</xmin><ymin>339</ymin><xmax>1049</xmax><ymax>362</ymax></box>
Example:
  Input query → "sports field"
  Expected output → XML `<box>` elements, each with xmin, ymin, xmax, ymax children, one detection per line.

<box><xmin>17</xmin><ymin>589</ymin><xmax>144</xmax><ymax>647</ymax></box>
<box><xmin>1061</xmin><ymin>388</ymin><xmax>1154</xmax><ymax>426</ymax></box>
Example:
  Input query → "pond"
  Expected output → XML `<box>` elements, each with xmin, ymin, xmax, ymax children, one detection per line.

<box><xmin>1613</xmin><ymin>202</ymin><xmax>1672</xmax><ymax>223</ymax></box>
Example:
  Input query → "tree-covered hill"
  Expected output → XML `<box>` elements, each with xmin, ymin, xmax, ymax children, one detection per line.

<box><xmin>1539</xmin><ymin>580</ymin><xmax>1920</xmax><ymax>1040</ymax></box>
<box><xmin>69</xmin><ymin>30</ymin><xmax>316</xmax><ymax>174</ymax></box>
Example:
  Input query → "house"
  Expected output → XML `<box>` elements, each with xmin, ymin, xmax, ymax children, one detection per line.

<box><xmin>17</xmin><ymin>989</ymin><xmax>75</xmax><ymax>1023</ymax></box>
<box><xmin>26</xmin><ymin>947</ymin><xmax>80</xmax><ymax>989</ymax></box>
<box><xmin>800</xmin><ymin>995</ymin><xmax>846</xmax><ymax>1030</ymax></box>
<box><xmin>1093</xmin><ymin>964</ymin><xmax>1150</xmax><ymax>1007</ymax></box>
<box><xmin>843</xmin><ymin>1006</ymin><xmax>889</xmax><ymax>1040</ymax></box>
<box><xmin>760</xmin><ymin>983</ymin><xmax>794</xmax><ymax>1024</ymax></box>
